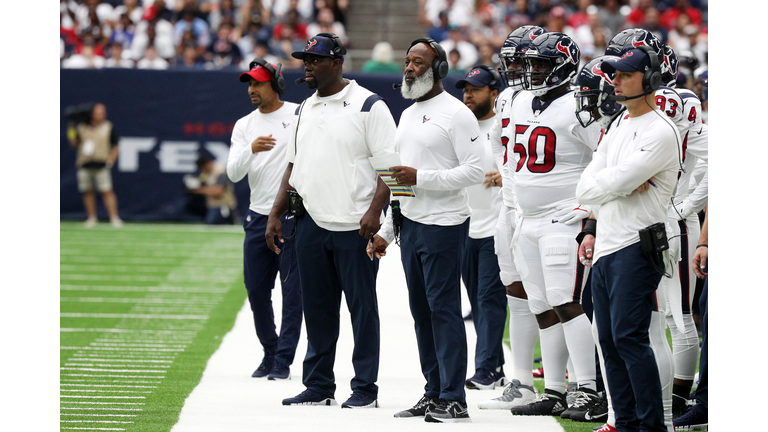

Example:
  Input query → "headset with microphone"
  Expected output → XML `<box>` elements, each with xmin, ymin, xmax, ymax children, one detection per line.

<box><xmin>295</xmin><ymin>32</ymin><xmax>347</xmax><ymax>85</ymax></box>
<box><xmin>248</xmin><ymin>58</ymin><xmax>286</xmax><ymax>95</ymax></box>
<box><xmin>394</xmin><ymin>37</ymin><xmax>449</xmax><ymax>89</ymax></box>
<box><xmin>609</xmin><ymin>45</ymin><xmax>662</xmax><ymax>101</ymax></box>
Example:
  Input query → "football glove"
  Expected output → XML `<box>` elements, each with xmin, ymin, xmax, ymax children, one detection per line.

<box><xmin>553</xmin><ymin>205</ymin><xmax>591</xmax><ymax>225</ymax></box>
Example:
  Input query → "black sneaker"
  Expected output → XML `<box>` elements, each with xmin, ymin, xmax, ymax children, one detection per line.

<box><xmin>341</xmin><ymin>392</ymin><xmax>379</xmax><ymax>408</ymax></box>
<box><xmin>465</xmin><ymin>368</ymin><xmax>506</xmax><ymax>390</ymax></box>
<box><xmin>424</xmin><ymin>399</ymin><xmax>471</xmax><ymax>423</ymax></box>
<box><xmin>510</xmin><ymin>388</ymin><xmax>567</xmax><ymax>416</ymax></box>
<box><xmin>267</xmin><ymin>361</ymin><xmax>291</xmax><ymax>380</ymax></box>
<box><xmin>282</xmin><ymin>389</ymin><xmax>337</xmax><ymax>406</ymax></box>
<box><xmin>673</xmin><ymin>406</ymin><xmax>707</xmax><ymax>431</ymax></box>
<box><xmin>251</xmin><ymin>356</ymin><xmax>274</xmax><ymax>378</ymax></box>
<box><xmin>394</xmin><ymin>395</ymin><xmax>437</xmax><ymax>418</ymax></box>
<box><xmin>562</xmin><ymin>387</ymin><xmax>602</xmax><ymax>421</ymax></box>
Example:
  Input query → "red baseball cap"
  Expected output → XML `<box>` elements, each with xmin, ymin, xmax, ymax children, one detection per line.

<box><xmin>239</xmin><ymin>63</ymin><xmax>276</xmax><ymax>83</ymax></box>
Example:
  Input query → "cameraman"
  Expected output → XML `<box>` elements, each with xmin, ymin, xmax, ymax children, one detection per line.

<box><xmin>575</xmin><ymin>49</ymin><xmax>681</xmax><ymax>432</ymax></box>
<box><xmin>67</xmin><ymin>103</ymin><xmax>123</xmax><ymax>228</ymax></box>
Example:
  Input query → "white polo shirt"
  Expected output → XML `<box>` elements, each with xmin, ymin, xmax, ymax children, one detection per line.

<box><xmin>227</xmin><ymin>101</ymin><xmax>299</xmax><ymax>215</ymax></box>
<box><xmin>285</xmin><ymin>79</ymin><xmax>397</xmax><ymax>231</ymax></box>
<box><xmin>378</xmin><ymin>90</ymin><xmax>484</xmax><ymax>244</ymax></box>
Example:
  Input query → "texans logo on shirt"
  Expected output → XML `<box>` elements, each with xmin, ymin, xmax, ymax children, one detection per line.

<box><xmin>343</xmin><ymin>101</ymin><xmax>351</xmax><ymax>107</ymax></box>
<box><xmin>282</xmin><ymin>122</ymin><xmax>291</xmax><ymax>128</ymax></box>
<box><xmin>423</xmin><ymin>115</ymin><xmax>430</xmax><ymax>123</ymax></box>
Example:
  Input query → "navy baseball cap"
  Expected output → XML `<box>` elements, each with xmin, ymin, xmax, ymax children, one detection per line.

<box><xmin>456</xmin><ymin>67</ymin><xmax>499</xmax><ymax>89</ymax></box>
<box><xmin>291</xmin><ymin>35</ymin><xmax>344</xmax><ymax>61</ymax></box>
<box><xmin>600</xmin><ymin>48</ymin><xmax>652</xmax><ymax>74</ymax></box>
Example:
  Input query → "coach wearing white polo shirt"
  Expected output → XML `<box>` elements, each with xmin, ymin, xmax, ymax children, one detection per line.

<box><xmin>265</xmin><ymin>33</ymin><xmax>397</xmax><ymax>409</ymax></box>
<box><xmin>371</xmin><ymin>38</ymin><xmax>484</xmax><ymax>423</ymax></box>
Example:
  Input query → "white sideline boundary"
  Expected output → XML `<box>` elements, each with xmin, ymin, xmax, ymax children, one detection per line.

<box><xmin>171</xmin><ymin>245</ymin><xmax>564</xmax><ymax>432</ymax></box>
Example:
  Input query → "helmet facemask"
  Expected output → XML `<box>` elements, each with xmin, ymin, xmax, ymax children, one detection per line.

<box><xmin>522</xmin><ymin>55</ymin><xmax>570</xmax><ymax>97</ymax></box>
<box><xmin>499</xmin><ymin>47</ymin><xmax>526</xmax><ymax>91</ymax></box>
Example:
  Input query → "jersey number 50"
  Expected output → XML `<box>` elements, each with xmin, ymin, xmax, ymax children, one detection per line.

<box><xmin>513</xmin><ymin>125</ymin><xmax>556</xmax><ymax>173</ymax></box>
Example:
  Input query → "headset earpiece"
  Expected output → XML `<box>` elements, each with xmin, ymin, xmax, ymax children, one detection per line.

<box><xmin>638</xmin><ymin>45</ymin><xmax>662</xmax><ymax>93</ymax></box>
<box><xmin>474</xmin><ymin>64</ymin><xmax>502</xmax><ymax>91</ymax></box>
<box><xmin>409</xmin><ymin>37</ymin><xmax>449</xmax><ymax>80</ymax></box>
<box><xmin>249</xmin><ymin>58</ymin><xmax>285</xmax><ymax>95</ymax></box>
<box><xmin>316</xmin><ymin>32</ymin><xmax>347</xmax><ymax>56</ymax></box>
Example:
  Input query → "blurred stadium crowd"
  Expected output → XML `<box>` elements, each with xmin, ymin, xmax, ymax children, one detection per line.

<box><xmin>60</xmin><ymin>0</ymin><xmax>707</xmax><ymax>84</ymax></box>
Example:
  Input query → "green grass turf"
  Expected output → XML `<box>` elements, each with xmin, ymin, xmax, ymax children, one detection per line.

<box><xmin>60</xmin><ymin>222</ymin><xmax>247</xmax><ymax>432</ymax></box>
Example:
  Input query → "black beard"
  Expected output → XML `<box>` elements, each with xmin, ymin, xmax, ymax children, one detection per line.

<box><xmin>471</xmin><ymin>98</ymin><xmax>492</xmax><ymax>119</ymax></box>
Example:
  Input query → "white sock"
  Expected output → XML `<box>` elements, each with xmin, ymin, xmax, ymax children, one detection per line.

<box><xmin>666</xmin><ymin>313</ymin><xmax>699</xmax><ymax>381</ymax></box>
<box><xmin>651</xmin><ymin>311</ymin><xmax>675</xmax><ymax>432</ymax></box>
<box><xmin>562</xmin><ymin>313</ymin><xmax>597</xmax><ymax>391</ymax></box>
<box><xmin>539</xmin><ymin>322</ymin><xmax>568</xmax><ymax>394</ymax></box>
<box><xmin>507</xmin><ymin>295</ymin><xmax>539</xmax><ymax>387</ymax></box>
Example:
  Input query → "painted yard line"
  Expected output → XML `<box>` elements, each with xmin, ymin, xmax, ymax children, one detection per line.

<box><xmin>60</xmin><ymin>286</ymin><xmax>231</xmax><ymax>294</ymax></box>
<box><xmin>61</xmin><ymin>414</ymin><xmax>138</xmax><ymax>417</ymax></box>
<box><xmin>61</xmin><ymin>408</ymin><xmax>143</xmax><ymax>411</ymax></box>
<box><xmin>61</xmin><ymin>390</ymin><xmax>153</xmax><ymax>394</ymax></box>
<box><xmin>62</xmin><ymin>347</ymin><xmax>185</xmax><ymax>353</ymax></box>
<box><xmin>61</xmin><ymin>428</ymin><xmax>126</xmax><ymax>431</ymax></box>
<box><xmin>61</xmin><ymin>374</ymin><xmax>165</xmax><ymax>379</ymax></box>
<box><xmin>61</xmin><ymin>297</ymin><xmax>224</xmax><ymax>305</ymax></box>
<box><xmin>60</xmin><ymin>367</ymin><xmax>167</xmax><ymax>373</ymax></box>
<box><xmin>60</xmin><ymin>402</ymin><xmax>145</xmax><ymax>406</ymax></box>
<box><xmin>64</xmin><ymin>363</ymin><xmax>171</xmax><ymax>369</ymax></box>
<box><xmin>88</xmin><ymin>343</ymin><xmax>188</xmax><ymax>348</ymax></box>
<box><xmin>60</xmin><ymin>249</ymin><xmax>242</xmax><ymax>259</ymax></box>
<box><xmin>61</xmin><ymin>420</ymin><xmax>134</xmax><ymax>424</ymax></box>
<box><xmin>90</xmin><ymin>339</ymin><xmax>193</xmax><ymax>345</ymax></box>
<box><xmin>60</xmin><ymin>313</ymin><xmax>208</xmax><ymax>319</ymax></box>
<box><xmin>60</xmin><ymin>396</ymin><xmax>147</xmax><ymax>399</ymax></box>
<box><xmin>61</xmin><ymin>255</ymin><xmax>242</xmax><ymax>265</ymax></box>
<box><xmin>62</xmin><ymin>380</ymin><xmax>161</xmax><ymax>385</ymax></box>
<box><xmin>62</xmin><ymin>384</ymin><xmax>158</xmax><ymax>388</ymax></box>
<box><xmin>60</xmin><ymin>264</ymin><xmax>242</xmax><ymax>273</ymax></box>
<box><xmin>66</xmin><ymin>358</ymin><xmax>173</xmax><ymax>364</ymax></box>
<box><xmin>62</xmin><ymin>327</ymin><xmax>198</xmax><ymax>335</ymax></box>
<box><xmin>60</xmin><ymin>222</ymin><xmax>244</xmax><ymax>233</ymax></box>
<box><xmin>59</xmin><ymin>241</ymin><xmax>238</xmax><ymax>250</ymax></box>
<box><xmin>61</xmin><ymin>274</ymin><xmax>236</xmax><ymax>283</ymax></box>
<box><xmin>71</xmin><ymin>353</ymin><xmax>178</xmax><ymax>359</ymax></box>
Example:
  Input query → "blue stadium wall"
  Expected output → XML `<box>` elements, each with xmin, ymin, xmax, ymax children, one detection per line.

<box><xmin>61</xmin><ymin>69</ymin><xmax>469</xmax><ymax>222</ymax></box>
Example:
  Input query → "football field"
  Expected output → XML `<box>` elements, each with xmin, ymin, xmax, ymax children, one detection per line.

<box><xmin>60</xmin><ymin>222</ymin><xmax>247</xmax><ymax>431</ymax></box>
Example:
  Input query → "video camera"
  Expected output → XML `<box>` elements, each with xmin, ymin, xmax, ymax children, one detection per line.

<box><xmin>64</xmin><ymin>102</ymin><xmax>95</xmax><ymax>125</ymax></box>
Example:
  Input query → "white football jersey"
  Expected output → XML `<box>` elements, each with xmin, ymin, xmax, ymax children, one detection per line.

<box><xmin>489</xmin><ymin>87</ymin><xmax>518</xmax><ymax>208</ymax></box>
<box><xmin>654</xmin><ymin>86</ymin><xmax>708</xmax><ymax>217</ymax></box>
<box><xmin>509</xmin><ymin>90</ymin><xmax>599</xmax><ymax>216</ymax></box>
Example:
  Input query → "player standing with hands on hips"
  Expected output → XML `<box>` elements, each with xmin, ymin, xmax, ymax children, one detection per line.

<box><xmin>266</xmin><ymin>33</ymin><xmax>397</xmax><ymax>409</ymax></box>
<box><xmin>370</xmin><ymin>37</ymin><xmax>484</xmax><ymax>423</ymax></box>
<box><xmin>226</xmin><ymin>59</ymin><xmax>303</xmax><ymax>381</ymax></box>
<box><xmin>575</xmin><ymin>46</ymin><xmax>681</xmax><ymax>432</ymax></box>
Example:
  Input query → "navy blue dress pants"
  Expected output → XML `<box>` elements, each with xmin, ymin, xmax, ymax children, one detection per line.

<box><xmin>243</xmin><ymin>211</ymin><xmax>303</xmax><ymax>367</ymax></box>
<box><xmin>401</xmin><ymin>217</ymin><xmax>469</xmax><ymax>403</ymax></box>
<box><xmin>294</xmin><ymin>213</ymin><xmax>381</xmax><ymax>400</ymax></box>
<box><xmin>592</xmin><ymin>243</ymin><xmax>666</xmax><ymax>432</ymax></box>
<box><xmin>461</xmin><ymin>235</ymin><xmax>506</xmax><ymax>373</ymax></box>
